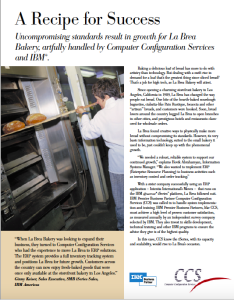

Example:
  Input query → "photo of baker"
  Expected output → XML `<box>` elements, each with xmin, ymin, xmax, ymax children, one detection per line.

<box><xmin>1</xmin><ymin>66</ymin><xmax>124</xmax><ymax>232</ymax></box>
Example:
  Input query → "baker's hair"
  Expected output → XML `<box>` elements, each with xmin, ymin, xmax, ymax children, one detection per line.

<box><xmin>92</xmin><ymin>78</ymin><xmax>120</xmax><ymax>100</ymax></box>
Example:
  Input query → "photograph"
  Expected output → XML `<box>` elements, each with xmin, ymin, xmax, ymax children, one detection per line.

<box><xmin>1</xmin><ymin>66</ymin><xmax>124</xmax><ymax>231</ymax></box>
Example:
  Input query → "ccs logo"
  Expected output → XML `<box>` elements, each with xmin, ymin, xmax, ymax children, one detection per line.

<box><xmin>129</xmin><ymin>273</ymin><xmax>157</xmax><ymax>286</ymax></box>
<box><xmin>175</xmin><ymin>269</ymin><xmax>201</xmax><ymax>282</ymax></box>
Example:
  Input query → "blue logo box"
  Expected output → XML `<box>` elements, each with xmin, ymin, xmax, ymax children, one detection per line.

<box><xmin>129</xmin><ymin>273</ymin><xmax>147</xmax><ymax>282</ymax></box>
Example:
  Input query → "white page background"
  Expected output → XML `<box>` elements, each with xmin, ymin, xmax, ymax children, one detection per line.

<box><xmin>1</xmin><ymin>0</ymin><xmax>234</xmax><ymax>299</ymax></box>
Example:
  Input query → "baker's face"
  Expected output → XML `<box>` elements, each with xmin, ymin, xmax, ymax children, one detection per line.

<box><xmin>94</xmin><ymin>95</ymin><xmax>105</xmax><ymax>109</ymax></box>
<box><xmin>94</xmin><ymin>95</ymin><xmax>110</xmax><ymax>109</ymax></box>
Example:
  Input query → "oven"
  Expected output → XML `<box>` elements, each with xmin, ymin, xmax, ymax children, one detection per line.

<box><xmin>1</xmin><ymin>67</ymin><xmax>92</xmax><ymax>230</ymax></box>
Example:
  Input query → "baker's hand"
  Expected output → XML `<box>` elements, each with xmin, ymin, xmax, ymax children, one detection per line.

<box><xmin>76</xmin><ymin>106</ymin><xmax>86</xmax><ymax>114</ymax></box>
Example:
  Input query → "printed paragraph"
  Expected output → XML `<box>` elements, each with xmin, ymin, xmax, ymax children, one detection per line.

<box><xmin>13</xmin><ymin>236</ymin><xmax>118</xmax><ymax>286</ymax></box>
<box><xmin>129</xmin><ymin>181</ymin><xmax>217</xmax><ymax>245</ymax></box>
<box><xmin>130</xmin><ymin>128</ymin><xmax>219</xmax><ymax>151</ymax></box>
<box><xmin>129</xmin><ymin>66</ymin><xmax>220</xmax><ymax>126</ymax></box>
<box><xmin>129</xmin><ymin>155</ymin><xmax>220</xmax><ymax>179</ymax></box>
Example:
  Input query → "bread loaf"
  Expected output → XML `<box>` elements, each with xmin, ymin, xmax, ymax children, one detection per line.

<box><xmin>2</xmin><ymin>121</ymin><xmax>25</xmax><ymax>134</ymax></box>
<box><xmin>26</xmin><ymin>113</ymin><xmax>47</xmax><ymax>125</ymax></box>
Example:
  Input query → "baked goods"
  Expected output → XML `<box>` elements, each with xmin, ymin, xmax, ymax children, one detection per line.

<box><xmin>2</xmin><ymin>121</ymin><xmax>25</xmax><ymax>134</ymax></box>
<box><xmin>26</xmin><ymin>113</ymin><xmax>47</xmax><ymax>125</ymax></box>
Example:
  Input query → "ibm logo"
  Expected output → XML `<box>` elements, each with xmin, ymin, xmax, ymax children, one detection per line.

<box><xmin>129</xmin><ymin>273</ymin><xmax>147</xmax><ymax>282</ymax></box>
